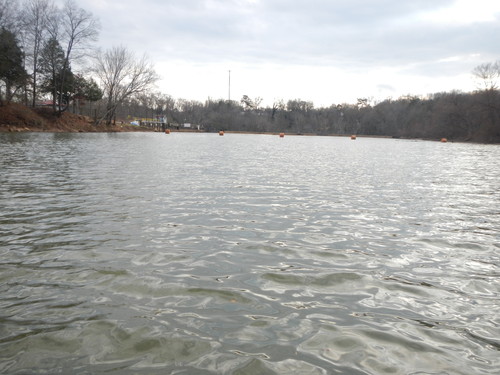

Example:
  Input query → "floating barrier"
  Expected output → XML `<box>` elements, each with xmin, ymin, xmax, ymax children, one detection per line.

<box><xmin>219</xmin><ymin>131</ymin><xmax>224</xmax><ymax>136</ymax></box>
<box><xmin>351</xmin><ymin>135</ymin><xmax>357</xmax><ymax>140</ymax></box>
<box><xmin>279</xmin><ymin>133</ymin><xmax>285</xmax><ymax>138</ymax></box>
<box><xmin>441</xmin><ymin>138</ymin><xmax>447</xmax><ymax>143</ymax></box>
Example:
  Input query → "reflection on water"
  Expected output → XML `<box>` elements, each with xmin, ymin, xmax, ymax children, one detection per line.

<box><xmin>0</xmin><ymin>132</ymin><xmax>499</xmax><ymax>374</ymax></box>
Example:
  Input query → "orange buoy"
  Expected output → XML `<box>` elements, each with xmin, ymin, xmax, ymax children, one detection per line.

<box><xmin>279</xmin><ymin>132</ymin><xmax>285</xmax><ymax>138</ymax></box>
<box><xmin>351</xmin><ymin>135</ymin><xmax>356</xmax><ymax>140</ymax></box>
<box><xmin>165</xmin><ymin>129</ymin><xmax>170</xmax><ymax>134</ymax></box>
<box><xmin>219</xmin><ymin>131</ymin><xmax>224</xmax><ymax>136</ymax></box>
<box><xmin>440</xmin><ymin>138</ymin><xmax>447</xmax><ymax>143</ymax></box>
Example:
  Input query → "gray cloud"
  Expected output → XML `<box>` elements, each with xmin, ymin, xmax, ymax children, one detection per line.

<box><xmin>92</xmin><ymin>1</ymin><xmax>497</xmax><ymax>61</ymax></box>
<box><xmin>82</xmin><ymin>0</ymin><xmax>500</xmax><ymax>103</ymax></box>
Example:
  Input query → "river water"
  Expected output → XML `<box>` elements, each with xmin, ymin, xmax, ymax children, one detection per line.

<box><xmin>0</xmin><ymin>132</ymin><xmax>498</xmax><ymax>374</ymax></box>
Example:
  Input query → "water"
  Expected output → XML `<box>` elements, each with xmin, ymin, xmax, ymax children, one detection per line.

<box><xmin>0</xmin><ymin>132</ymin><xmax>498</xmax><ymax>374</ymax></box>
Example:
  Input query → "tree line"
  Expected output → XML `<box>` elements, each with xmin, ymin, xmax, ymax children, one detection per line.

<box><xmin>1</xmin><ymin>0</ymin><xmax>499</xmax><ymax>141</ymax></box>
<box><xmin>0</xmin><ymin>0</ymin><xmax>100</xmax><ymax>111</ymax></box>
<box><xmin>0</xmin><ymin>0</ymin><xmax>157</xmax><ymax>125</ymax></box>
<box><xmin>104</xmin><ymin>87</ymin><xmax>499</xmax><ymax>142</ymax></box>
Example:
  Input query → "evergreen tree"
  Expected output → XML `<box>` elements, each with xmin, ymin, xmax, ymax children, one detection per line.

<box><xmin>39</xmin><ymin>36</ymin><xmax>68</xmax><ymax>111</ymax></box>
<box><xmin>73</xmin><ymin>75</ymin><xmax>102</xmax><ymax>102</ymax></box>
<box><xmin>0</xmin><ymin>27</ymin><xmax>28</xmax><ymax>104</ymax></box>
<box><xmin>72</xmin><ymin>74</ymin><xmax>102</xmax><ymax>115</ymax></box>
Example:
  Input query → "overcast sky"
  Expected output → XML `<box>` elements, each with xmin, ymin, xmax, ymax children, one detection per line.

<box><xmin>79</xmin><ymin>0</ymin><xmax>499</xmax><ymax>107</ymax></box>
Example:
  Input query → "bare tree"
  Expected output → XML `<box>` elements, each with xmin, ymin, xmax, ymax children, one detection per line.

<box><xmin>94</xmin><ymin>46</ymin><xmax>159</xmax><ymax>126</ymax></box>
<box><xmin>0</xmin><ymin>0</ymin><xmax>19</xmax><ymax>31</ymax></box>
<box><xmin>471</xmin><ymin>61</ymin><xmax>500</xmax><ymax>137</ymax></box>
<box><xmin>156</xmin><ymin>93</ymin><xmax>176</xmax><ymax>119</ymax></box>
<box><xmin>57</xmin><ymin>0</ymin><xmax>99</xmax><ymax>113</ymax></box>
<box><xmin>472</xmin><ymin>61</ymin><xmax>500</xmax><ymax>91</ymax></box>
<box><xmin>240</xmin><ymin>95</ymin><xmax>263</xmax><ymax>110</ymax></box>
<box><xmin>22</xmin><ymin>0</ymin><xmax>54</xmax><ymax>107</ymax></box>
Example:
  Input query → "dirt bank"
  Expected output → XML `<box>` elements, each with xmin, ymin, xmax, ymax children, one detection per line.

<box><xmin>0</xmin><ymin>103</ymin><xmax>151</xmax><ymax>133</ymax></box>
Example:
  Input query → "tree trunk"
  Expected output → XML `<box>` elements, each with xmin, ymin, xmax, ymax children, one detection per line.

<box><xmin>5</xmin><ymin>82</ymin><xmax>12</xmax><ymax>103</ymax></box>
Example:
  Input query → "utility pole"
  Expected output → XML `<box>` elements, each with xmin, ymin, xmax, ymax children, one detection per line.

<box><xmin>228</xmin><ymin>70</ymin><xmax>231</xmax><ymax>102</ymax></box>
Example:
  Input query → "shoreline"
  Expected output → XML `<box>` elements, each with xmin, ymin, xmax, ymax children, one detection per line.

<box><xmin>0</xmin><ymin>102</ymin><xmax>154</xmax><ymax>133</ymax></box>
<box><xmin>1</xmin><ymin>103</ymin><xmax>498</xmax><ymax>144</ymax></box>
<box><xmin>1</xmin><ymin>125</ymin><xmax>493</xmax><ymax>144</ymax></box>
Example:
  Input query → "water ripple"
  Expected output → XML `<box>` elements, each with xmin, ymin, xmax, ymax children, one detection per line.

<box><xmin>1</xmin><ymin>133</ymin><xmax>499</xmax><ymax>374</ymax></box>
